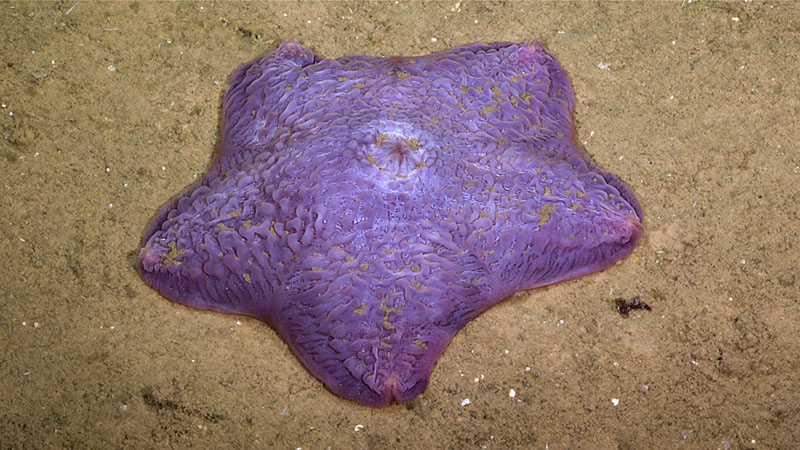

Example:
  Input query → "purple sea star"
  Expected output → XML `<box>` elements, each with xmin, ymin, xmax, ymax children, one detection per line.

<box><xmin>138</xmin><ymin>41</ymin><xmax>643</xmax><ymax>407</ymax></box>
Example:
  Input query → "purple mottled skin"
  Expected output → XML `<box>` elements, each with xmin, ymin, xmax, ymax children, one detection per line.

<box><xmin>138</xmin><ymin>41</ymin><xmax>643</xmax><ymax>407</ymax></box>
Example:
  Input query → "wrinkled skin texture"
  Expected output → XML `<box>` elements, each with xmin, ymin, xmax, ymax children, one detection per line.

<box><xmin>138</xmin><ymin>41</ymin><xmax>643</xmax><ymax>407</ymax></box>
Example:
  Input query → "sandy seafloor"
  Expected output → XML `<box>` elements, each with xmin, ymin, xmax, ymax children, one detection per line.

<box><xmin>1</xmin><ymin>1</ymin><xmax>799</xmax><ymax>448</ymax></box>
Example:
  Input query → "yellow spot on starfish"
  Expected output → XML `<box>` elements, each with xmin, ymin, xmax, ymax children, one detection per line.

<box><xmin>409</xmin><ymin>280</ymin><xmax>426</xmax><ymax>291</ymax></box>
<box><xmin>243</xmin><ymin>273</ymin><xmax>251</xmax><ymax>283</ymax></box>
<box><xmin>402</xmin><ymin>138</ymin><xmax>420</xmax><ymax>150</ymax></box>
<box><xmin>538</xmin><ymin>204</ymin><xmax>556</xmax><ymax>226</ymax></box>
<box><xmin>379</xmin><ymin>298</ymin><xmax>402</xmax><ymax>330</ymax></box>
<box><xmin>163</xmin><ymin>241</ymin><xmax>183</xmax><ymax>266</ymax></box>
<box><xmin>366</xmin><ymin>152</ymin><xmax>379</xmax><ymax>166</ymax></box>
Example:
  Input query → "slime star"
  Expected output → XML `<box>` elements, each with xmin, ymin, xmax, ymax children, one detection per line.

<box><xmin>138</xmin><ymin>41</ymin><xmax>643</xmax><ymax>407</ymax></box>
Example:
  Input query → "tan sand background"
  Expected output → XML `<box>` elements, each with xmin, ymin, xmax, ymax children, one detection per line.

<box><xmin>1</xmin><ymin>1</ymin><xmax>798</xmax><ymax>448</ymax></box>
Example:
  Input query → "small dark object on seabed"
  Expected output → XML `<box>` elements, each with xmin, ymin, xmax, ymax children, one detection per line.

<box><xmin>615</xmin><ymin>296</ymin><xmax>651</xmax><ymax>318</ymax></box>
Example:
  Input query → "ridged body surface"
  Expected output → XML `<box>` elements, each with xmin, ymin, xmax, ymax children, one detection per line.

<box><xmin>138</xmin><ymin>41</ymin><xmax>643</xmax><ymax>407</ymax></box>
